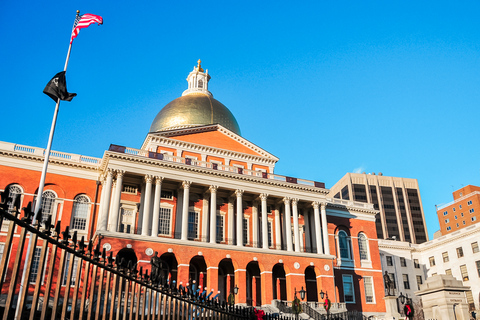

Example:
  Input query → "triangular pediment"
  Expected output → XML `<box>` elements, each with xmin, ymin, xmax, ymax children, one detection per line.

<box><xmin>142</xmin><ymin>124</ymin><xmax>278</xmax><ymax>161</ymax></box>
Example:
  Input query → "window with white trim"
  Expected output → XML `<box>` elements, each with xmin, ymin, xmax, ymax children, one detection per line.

<box><xmin>470</xmin><ymin>208</ymin><xmax>475</xmax><ymax>214</ymax></box>
<box><xmin>268</xmin><ymin>221</ymin><xmax>273</xmax><ymax>247</ymax></box>
<box><xmin>460</xmin><ymin>264</ymin><xmax>469</xmax><ymax>281</ymax></box>
<box><xmin>342</xmin><ymin>275</ymin><xmax>355</xmax><ymax>303</ymax></box>
<box><xmin>6</xmin><ymin>184</ymin><xmax>23</xmax><ymax>213</ymax></box>
<box><xmin>0</xmin><ymin>243</ymin><xmax>4</xmax><ymax>262</ymax></box>
<box><xmin>243</xmin><ymin>218</ymin><xmax>249</xmax><ymax>245</ymax></box>
<box><xmin>358</xmin><ymin>233</ymin><xmax>369</xmax><ymax>261</ymax></box>
<box><xmin>443</xmin><ymin>211</ymin><xmax>448</xmax><ymax>216</ymax></box>
<box><xmin>216</xmin><ymin>213</ymin><xmax>224</xmax><ymax>243</ymax></box>
<box><xmin>403</xmin><ymin>274</ymin><xmax>410</xmax><ymax>289</ymax></box>
<box><xmin>39</xmin><ymin>191</ymin><xmax>56</xmax><ymax>224</ymax></box>
<box><xmin>338</xmin><ymin>230</ymin><xmax>352</xmax><ymax>260</ymax></box>
<box><xmin>29</xmin><ymin>247</ymin><xmax>43</xmax><ymax>283</ymax></box>
<box><xmin>188</xmin><ymin>211</ymin><xmax>198</xmax><ymax>239</ymax></box>
<box><xmin>416</xmin><ymin>275</ymin><xmax>423</xmax><ymax>290</ymax></box>
<box><xmin>363</xmin><ymin>276</ymin><xmax>374</xmax><ymax>303</ymax></box>
<box><xmin>457</xmin><ymin>247</ymin><xmax>464</xmax><ymax>258</ymax></box>
<box><xmin>119</xmin><ymin>207</ymin><xmax>134</xmax><ymax>234</ymax></box>
<box><xmin>472</xmin><ymin>217</ymin><xmax>477</xmax><ymax>222</ymax></box>
<box><xmin>468</xmin><ymin>200</ymin><xmax>473</xmax><ymax>205</ymax></box>
<box><xmin>71</xmin><ymin>195</ymin><xmax>89</xmax><ymax>231</ymax></box>
<box><xmin>158</xmin><ymin>207</ymin><xmax>171</xmax><ymax>235</ymax></box>
<box><xmin>442</xmin><ymin>252</ymin><xmax>449</xmax><ymax>263</ymax></box>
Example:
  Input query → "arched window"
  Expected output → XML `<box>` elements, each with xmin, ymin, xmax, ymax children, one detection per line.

<box><xmin>338</xmin><ymin>230</ymin><xmax>352</xmax><ymax>260</ymax></box>
<box><xmin>71</xmin><ymin>195</ymin><xmax>89</xmax><ymax>231</ymax></box>
<box><xmin>7</xmin><ymin>184</ymin><xmax>23</xmax><ymax>213</ymax></box>
<box><xmin>40</xmin><ymin>191</ymin><xmax>56</xmax><ymax>223</ymax></box>
<box><xmin>358</xmin><ymin>233</ymin><xmax>369</xmax><ymax>261</ymax></box>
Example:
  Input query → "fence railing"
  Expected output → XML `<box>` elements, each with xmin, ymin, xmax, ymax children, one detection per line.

<box><xmin>0</xmin><ymin>195</ymin><xmax>290</xmax><ymax>320</ymax></box>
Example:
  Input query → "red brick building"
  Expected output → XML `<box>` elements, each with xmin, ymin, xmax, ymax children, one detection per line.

<box><xmin>0</xmin><ymin>62</ymin><xmax>386</xmax><ymax>316</ymax></box>
<box><xmin>436</xmin><ymin>185</ymin><xmax>480</xmax><ymax>235</ymax></box>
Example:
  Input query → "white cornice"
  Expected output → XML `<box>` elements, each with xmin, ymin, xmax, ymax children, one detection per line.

<box><xmin>103</xmin><ymin>151</ymin><xmax>329</xmax><ymax>195</ymax></box>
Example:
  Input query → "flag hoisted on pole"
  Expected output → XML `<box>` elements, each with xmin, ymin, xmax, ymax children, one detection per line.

<box><xmin>70</xmin><ymin>13</ymin><xmax>103</xmax><ymax>44</ymax></box>
<box><xmin>15</xmin><ymin>10</ymin><xmax>103</xmax><ymax>319</ymax></box>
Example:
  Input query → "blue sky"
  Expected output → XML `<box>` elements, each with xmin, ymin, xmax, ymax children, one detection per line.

<box><xmin>1</xmin><ymin>1</ymin><xmax>480</xmax><ymax>238</ymax></box>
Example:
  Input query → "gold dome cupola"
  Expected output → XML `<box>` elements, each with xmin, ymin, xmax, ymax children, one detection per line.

<box><xmin>182</xmin><ymin>59</ymin><xmax>212</xmax><ymax>97</ymax></box>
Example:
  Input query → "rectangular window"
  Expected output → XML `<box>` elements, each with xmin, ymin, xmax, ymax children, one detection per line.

<box><xmin>386</xmin><ymin>256</ymin><xmax>393</xmax><ymax>266</ymax></box>
<box><xmin>468</xmin><ymin>200</ymin><xmax>473</xmax><ymax>205</ymax></box>
<box><xmin>414</xmin><ymin>259</ymin><xmax>420</xmax><ymax>268</ymax></box>
<box><xmin>453</xmin><ymin>207</ymin><xmax>456</xmax><ymax>212</ymax></box>
<box><xmin>243</xmin><ymin>218</ymin><xmax>248</xmax><ymax>245</ymax></box>
<box><xmin>29</xmin><ymin>247</ymin><xmax>43</xmax><ymax>283</ymax></box>
<box><xmin>472</xmin><ymin>242</ymin><xmax>479</xmax><ymax>254</ymax></box>
<box><xmin>445</xmin><ymin>269</ymin><xmax>452</xmax><ymax>275</ymax></box>
<box><xmin>0</xmin><ymin>243</ymin><xmax>4</xmax><ymax>263</ymax></box>
<box><xmin>416</xmin><ymin>275</ymin><xmax>423</xmax><ymax>290</ymax></box>
<box><xmin>457</xmin><ymin>247</ymin><xmax>464</xmax><ymax>258</ymax></box>
<box><xmin>460</xmin><ymin>264</ymin><xmax>469</xmax><ymax>281</ymax></box>
<box><xmin>161</xmin><ymin>190</ymin><xmax>173</xmax><ymax>200</ymax></box>
<box><xmin>444</xmin><ymin>219</ymin><xmax>449</xmax><ymax>223</ymax></box>
<box><xmin>429</xmin><ymin>256</ymin><xmax>435</xmax><ymax>267</ymax></box>
<box><xmin>158</xmin><ymin>207</ymin><xmax>171</xmax><ymax>235</ymax></box>
<box><xmin>403</xmin><ymin>274</ymin><xmax>410</xmax><ymax>289</ymax></box>
<box><xmin>342</xmin><ymin>275</ymin><xmax>355</xmax><ymax>303</ymax></box>
<box><xmin>442</xmin><ymin>252</ymin><xmax>449</xmax><ymax>263</ymax></box>
<box><xmin>188</xmin><ymin>211</ymin><xmax>198</xmax><ymax>239</ymax></box>
<box><xmin>460</xmin><ymin>205</ymin><xmax>462</xmax><ymax>209</ymax></box>
<box><xmin>447</xmin><ymin>226</ymin><xmax>452</xmax><ymax>231</ymax></box>
<box><xmin>472</xmin><ymin>217</ymin><xmax>477</xmax><ymax>222</ymax></box>
<box><xmin>470</xmin><ymin>208</ymin><xmax>475</xmax><ymax>214</ymax></box>
<box><xmin>400</xmin><ymin>257</ymin><xmax>406</xmax><ymax>267</ymax></box>
<box><xmin>216</xmin><ymin>214</ymin><xmax>224</xmax><ymax>243</ymax></box>
<box><xmin>455</xmin><ymin>215</ymin><xmax>458</xmax><ymax>220</ymax></box>
<box><xmin>119</xmin><ymin>208</ymin><xmax>134</xmax><ymax>234</ymax></box>
<box><xmin>363</xmin><ymin>277</ymin><xmax>374</xmax><ymax>303</ymax></box>
<box><xmin>443</xmin><ymin>211</ymin><xmax>448</xmax><ymax>216</ymax></box>
<box><xmin>476</xmin><ymin>261</ymin><xmax>480</xmax><ymax>277</ymax></box>
<box><xmin>267</xmin><ymin>221</ymin><xmax>272</xmax><ymax>247</ymax></box>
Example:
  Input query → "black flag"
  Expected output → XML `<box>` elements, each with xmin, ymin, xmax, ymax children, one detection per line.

<box><xmin>43</xmin><ymin>71</ymin><xmax>77</xmax><ymax>103</ymax></box>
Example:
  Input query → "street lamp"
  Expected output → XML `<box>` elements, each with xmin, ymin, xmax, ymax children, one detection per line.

<box><xmin>233</xmin><ymin>284</ymin><xmax>239</xmax><ymax>295</ymax></box>
<box><xmin>319</xmin><ymin>290</ymin><xmax>325</xmax><ymax>300</ymax></box>
<box><xmin>299</xmin><ymin>287</ymin><xmax>306</xmax><ymax>301</ymax></box>
<box><xmin>319</xmin><ymin>289</ymin><xmax>330</xmax><ymax>318</ymax></box>
<box><xmin>399</xmin><ymin>292</ymin><xmax>405</xmax><ymax>304</ymax></box>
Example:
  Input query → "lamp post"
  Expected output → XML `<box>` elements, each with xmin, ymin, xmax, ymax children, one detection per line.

<box><xmin>319</xmin><ymin>290</ymin><xmax>330</xmax><ymax>318</ymax></box>
<box><xmin>233</xmin><ymin>284</ymin><xmax>239</xmax><ymax>304</ymax></box>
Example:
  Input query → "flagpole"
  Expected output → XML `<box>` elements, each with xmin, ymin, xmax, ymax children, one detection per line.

<box><xmin>15</xmin><ymin>11</ymin><xmax>79</xmax><ymax>319</ymax></box>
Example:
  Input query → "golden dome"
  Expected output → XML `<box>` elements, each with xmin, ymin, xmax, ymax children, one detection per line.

<box><xmin>150</xmin><ymin>61</ymin><xmax>241</xmax><ymax>135</ymax></box>
<box><xmin>149</xmin><ymin>93</ymin><xmax>241</xmax><ymax>135</ymax></box>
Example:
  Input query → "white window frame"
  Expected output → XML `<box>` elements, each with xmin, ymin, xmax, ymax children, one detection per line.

<box><xmin>443</xmin><ymin>211</ymin><xmax>448</xmax><ymax>216</ymax></box>
<box><xmin>118</xmin><ymin>203</ymin><xmax>137</xmax><ymax>234</ymax></box>
<box><xmin>337</xmin><ymin>230</ymin><xmax>353</xmax><ymax>267</ymax></box>
<box><xmin>216</xmin><ymin>210</ymin><xmax>225</xmax><ymax>243</ymax></box>
<box><xmin>36</xmin><ymin>190</ymin><xmax>58</xmax><ymax>224</ymax></box>
<box><xmin>468</xmin><ymin>200</ymin><xmax>473</xmax><ymax>206</ymax></box>
<box><xmin>71</xmin><ymin>194</ymin><xmax>90</xmax><ymax>232</ymax></box>
<box><xmin>357</xmin><ymin>233</ymin><xmax>371</xmax><ymax>268</ymax></box>
<box><xmin>243</xmin><ymin>216</ymin><xmax>250</xmax><ymax>245</ymax></box>
<box><xmin>29</xmin><ymin>247</ymin><xmax>44</xmax><ymax>284</ymax></box>
<box><xmin>470</xmin><ymin>208</ymin><xmax>475</xmax><ymax>214</ymax></box>
<box><xmin>363</xmin><ymin>276</ymin><xmax>375</xmax><ymax>304</ymax></box>
<box><xmin>187</xmin><ymin>208</ymin><xmax>200</xmax><ymax>240</ymax></box>
<box><xmin>342</xmin><ymin>274</ymin><xmax>355</xmax><ymax>303</ymax></box>
<box><xmin>158</xmin><ymin>204</ymin><xmax>174</xmax><ymax>236</ymax></box>
<box><xmin>2</xmin><ymin>185</ymin><xmax>24</xmax><ymax>232</ymax></box>
<box><xmin>62</xmin><ymin>252</ymin><xmax>80</xmax><ymax>286</ymax></box>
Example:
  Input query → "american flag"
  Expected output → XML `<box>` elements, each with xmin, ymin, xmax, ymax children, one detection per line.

<box><xmin>70</xmin><ymin>13</ymin><xmax>103</xmax><ymax>44</ymax></box>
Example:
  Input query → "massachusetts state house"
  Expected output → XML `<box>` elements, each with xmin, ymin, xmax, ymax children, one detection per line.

<box><xmin>0</xmin><ymin>61</ymin><xmax>385</xmax><ymax>315</ymax></box>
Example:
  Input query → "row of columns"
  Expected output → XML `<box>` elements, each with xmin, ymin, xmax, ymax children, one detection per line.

<box><xmin>96</xmin><ymin>170</ymin><xmax>329</xmax><ymax>254</ymax></box>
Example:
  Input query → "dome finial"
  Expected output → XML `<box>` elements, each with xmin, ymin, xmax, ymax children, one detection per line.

<box><xmin>197</xmin><ymin>59</ymin><xmax>204</xmax><ymax>72</ymax></box>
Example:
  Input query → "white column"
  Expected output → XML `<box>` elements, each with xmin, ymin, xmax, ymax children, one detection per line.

<box><xmin>181</xmin><ymin>181</ymin><xmax>191</xmax><ymax>241</ymax></box>
<box><xmin>151</xmin><ymin>177</ymin><xmax>163</xmax><ymax>237</ymax></box>
<box><xmin>313</xmin><ymin>202</ymin><xmax>324</xmax><ymax>254</ymax></box>
<box><xmin>142</xmin><ymin>175</ymin><xmax>153</xmax><ymax>236</ymax></box>
<box><xmin>260</xmin><ymin>194</ymin><xmax>268</xmax><ymax>249</ymax></box>
<box><xmin>97</xmin><ymin>170</ymin><xmax>113</xmax><ymax>231</ymax></box>
<box><xmin>252</xmin><ymin>201</ymin><xmax>258</xmax><ymax>247</ymax></box>
<box><xmin>284</xmin><ymin>198</ymin><xmax>293</xmax><ymax>252</ymax></box>
<box><xmin>274</xmin><ymin>205</ymin><xmax>281</xmax><ymax>250</ymax></box>
<box><xmin>110</xmin><ymin>170</ymin><xmax>124</xmax><ymax>232</ymax></box>
<box><xmin>228</xmin><ymin>197</ymin><xmax>234</xmax><ymax>245</ymax></box>
<box><xmin>235</xmin><ymin>189</ymin><xmax>243</xmax><ymax>247</ymax></box>
<box><xmin>209</xmin><ymin>185</ymin><xmax>218</xmax><ymax>244</ymax></box>
<box><xmin>321</xmin><ymin>203</ymin><xmax>330</xmax><ymax>255</ymax></box>
<box><xmin>292</xmin><ymin>199</ymin><xmax>300</xmax><ymax>252</ymax></box>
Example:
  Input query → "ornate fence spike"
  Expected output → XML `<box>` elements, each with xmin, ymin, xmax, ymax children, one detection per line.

<box><xmin>71</xmin><ymin>230</ymin><xmax>78</xmax><ymax>248</ymax></box>
<box><xmin>107</xmin><ymin>251</ymin><xmax>114</xmax><ymax>267</ymax></box>
<box><xmin>54</xmin><ymin>220</ymin><xmax>61</xmax><ymax>237</ymax></box>
<box><xmin>77</xmin><ymin>236</ymin><xmax>85</xmax><ymax>254</ymax></box>
<box><xmin>61</xmin><ymin>226</ymin><xmax>70</xmax><ymax>244</ymax></box>
<box><xmin>43</xmin><ymin>214</ymin><xmax>52</xmax><ymax>234</ymax></box>
<box><xmin>101</xmin><ymin>247</ymin><xmax>106</xmax><ymax>261</ymax></box>
<box><xmin>93</xmin><ymin>243</ymin><xmax>101</xmax><ymax>260</ymax></box>
<box><xmin>139</xmin><ymin>266</ymin><xmax>143</xmax><ymax>281</ymax></box>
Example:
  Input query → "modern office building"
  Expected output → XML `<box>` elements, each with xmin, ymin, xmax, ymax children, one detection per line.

<box><xmin>329</xmin><ymin>173</ymin><xmax>428</xmax><ymax>244</ymax></box>
<box><xmin>436</xmin><ymin>185</ymin><xmax>480</xmax><ymax>235</ymax></box>
<box><xmin>0</xmin><ymin>62</ymin><xmax>386</xmax><ymax>316</ymax></box>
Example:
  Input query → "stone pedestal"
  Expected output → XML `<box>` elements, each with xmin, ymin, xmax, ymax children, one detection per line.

<box><xmin>384</xmin><ymin>296</ymin><xmax>401</xmax><ymax>320</ymax></box>
<box><xmin>416</xmin><ymin>274</ymin><xmax>470</xmax><ymax>320</ymax></box>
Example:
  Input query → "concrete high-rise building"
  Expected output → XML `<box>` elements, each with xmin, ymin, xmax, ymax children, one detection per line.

<box><xmin>436</xmin><ymin>185</ymin><xmax>480</xmax><ymax>235</ymax></box>
<box><xmin>329</xmin><ymin>172</ymin><xmax>428</xmax><ymax>244</ymax></box>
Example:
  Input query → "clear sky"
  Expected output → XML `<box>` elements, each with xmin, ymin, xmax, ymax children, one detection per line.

<box><xmin>1</xmin><ymin>1</ymin><xmax>480</xmax><ymax>239</ymax></box>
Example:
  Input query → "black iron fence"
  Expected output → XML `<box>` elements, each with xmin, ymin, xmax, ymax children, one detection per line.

<box><xmin>0</xmin><ymin>198</ymin><xmax>291</xmax><ymax>320</ymax></box>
